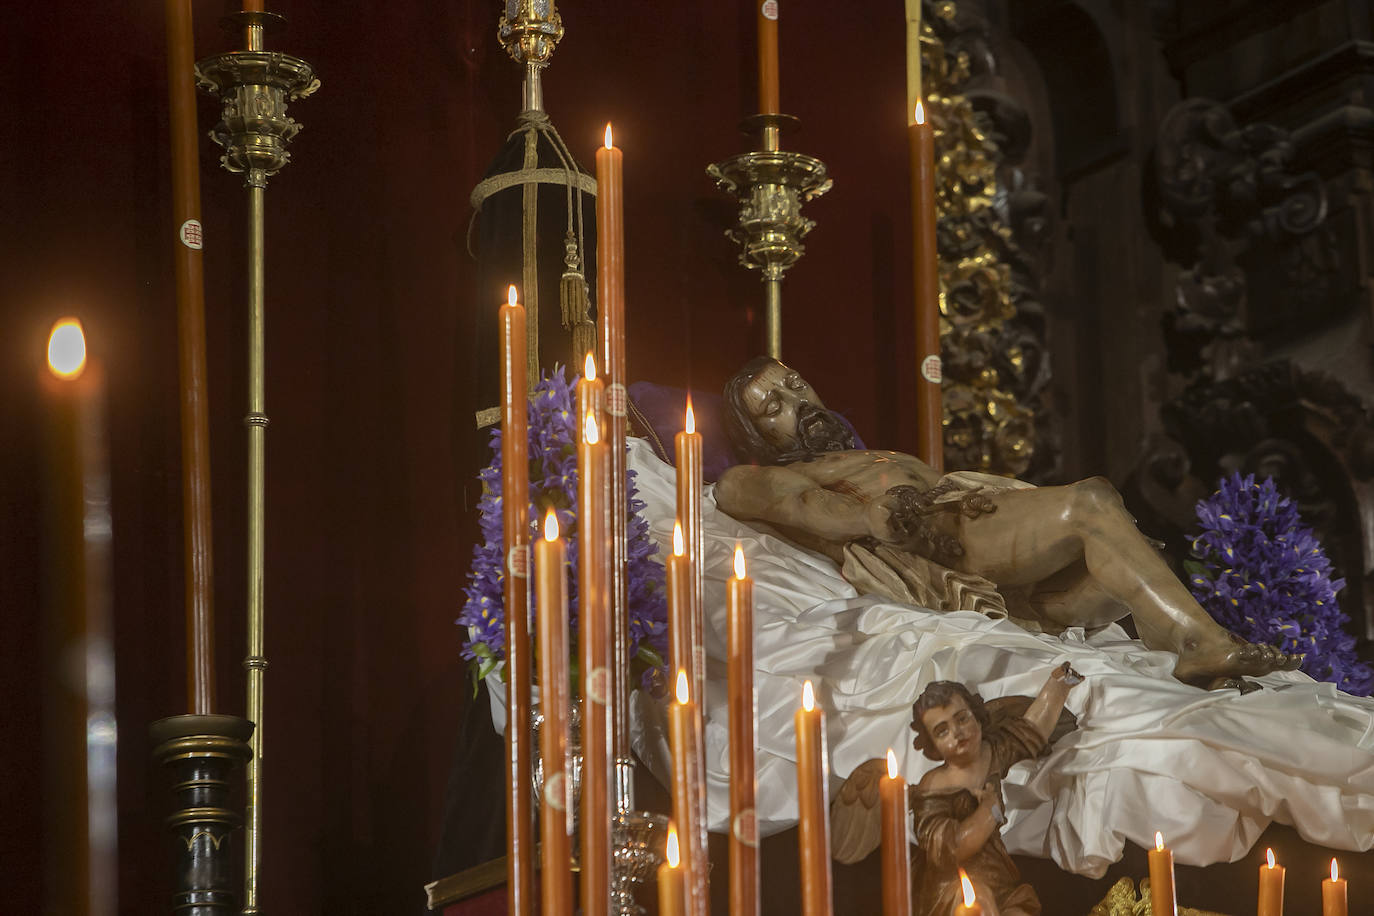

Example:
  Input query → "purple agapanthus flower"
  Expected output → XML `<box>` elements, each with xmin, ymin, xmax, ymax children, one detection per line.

<box><xmin>1187</xmin><ymin>472</ymin><xmax>1371</xmax><ymax>695</ymax></box>
<box><xmin>458</xmin><ymin>366</ymin><xmax>669</xmax><ymax>688</ymax></box>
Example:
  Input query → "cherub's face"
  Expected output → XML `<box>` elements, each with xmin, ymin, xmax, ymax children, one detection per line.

<box><xmin>920</xmin><ymin>695</ymin><xmax>982</xmax><ymax>765</ymax></box>
<box><xmin>739</xmin><ymin>361</ymin><xmax>826</xmax><ymax>452</ymax></box>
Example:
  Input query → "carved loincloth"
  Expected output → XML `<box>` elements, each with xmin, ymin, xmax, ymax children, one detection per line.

<box><xmin>839</xmin><ymin>471</ymin><xmax>1037</xmax><ymax>624</ymax></box>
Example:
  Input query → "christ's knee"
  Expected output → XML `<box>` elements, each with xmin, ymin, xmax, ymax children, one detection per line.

<box><xmin>1066</xmin><ymin>475</ymin><xmax>1123</xmax><ymax>521</ymax></box>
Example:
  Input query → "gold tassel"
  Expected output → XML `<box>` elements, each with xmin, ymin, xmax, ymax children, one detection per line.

<box><xmin>561</xmin><ymin>231</ymin><xmax>595</xmax><ymax>365</ymax></box>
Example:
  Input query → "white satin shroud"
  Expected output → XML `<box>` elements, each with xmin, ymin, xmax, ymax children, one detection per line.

<box><xmin>625</xmin><ymin>439</ymin><xmax>1374</xmax><ymax>878</ymax></box>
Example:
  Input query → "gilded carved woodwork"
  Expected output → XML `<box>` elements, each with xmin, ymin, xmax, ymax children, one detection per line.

<box><xmin>923</xmin><ymin>1</ymin><xmax>1055</xmax><ymax>479</ymax></box>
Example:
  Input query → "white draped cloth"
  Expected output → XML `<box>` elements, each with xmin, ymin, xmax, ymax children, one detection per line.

<box><xmin>622</xmin><ymin>439</ymin><xmax>1374</xmax><ymax>877</ymax></box>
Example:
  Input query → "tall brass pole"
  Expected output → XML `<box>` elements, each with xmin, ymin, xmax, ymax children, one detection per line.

<box><xmin>243</xmin><ymin>173</ymin><xmax>268</xmax><ymax>916</ymax></box>
<box><xmin>197</xmin><ymin>14</ymin><xmax>317</xmax><ymax>912</ymax></box>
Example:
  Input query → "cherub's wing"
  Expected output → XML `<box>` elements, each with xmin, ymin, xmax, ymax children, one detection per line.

<box><xmin>829</xmin><ymin>757</ymin><xmax>887</xmax><ymax>864</ymax></box>
<box><xmin>985</xmin><ymin>695</ymin><xmax>1078</xmax><ymax>746</ymax></box>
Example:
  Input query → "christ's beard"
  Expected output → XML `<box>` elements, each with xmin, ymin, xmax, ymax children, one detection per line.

<box><xmin>778</xmin><ymin>405</ymin><xmax>854</xmax><ymax>462</ymax></box>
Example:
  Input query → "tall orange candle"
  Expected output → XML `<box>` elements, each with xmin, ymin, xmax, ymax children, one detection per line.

<box><xmin>757</xmin><ymin>0</ymin><xmax>780</xmax><ymax>114</ymax></box>
<box><xmin>1322</xmin><ymin>859</ymin><xmax>1347</xmax><ymax>916</ymax></box>
<box><xmin>674</xmin><ymin>400</ymin><xmax>705</xmax><ymax>700</ymax></box>
<box><xmin>577</xmin><ymin>393</ymin><xmax>611</xmax><ymax>916</ymax></box>
<box><xmin>535</xmin><ymin>511</ymin><xmax>573</xmax><ymax>916</ymax></box>
<box><xmin>595</xmin><ymin>123</ymin><xmax>632</xmax><ymax>769</ymax></box>
<box><xmin>728</xmin><ymin>546</ymin><xmax>760</xmax><ymax>916</ymax></box>
<box><xmin>908</xmin><ymin>100</ymin><xmax>943</xmax><ymax>472</ymax></box>
<box><xmin>668</xmin><ymin>671</ymin><xmax>707</xmax><ymax>916</ymax></box>
<box><xmin>42</xmin><ymin>319</ymin><xmax>118</xmax><ymax>915</ymax></box>
<box><xmin>795</xmin><ymin>680</ymin><xmax>833</xmax><ymax>916</ymax></box>
<box><xmin>880</xmin><ymin>750</ymin><xmax>911</xmax><ymax>916</ymax></box>
<box><xmin>667</xmin><ymin>525</ymin><xmax>693</xmax><ymax>696</ymax></box>
<box><xmin>658</xmin><ymin>825</ymin><xmax>686</xmax><ymax>916</ymax></box>
<box><xmin>1148</xmin><ymin>832</ymin><xmax>1177</xmax><ymax>916</ymax></box>
<box><xmin>1258</xmin><ymin>848</ymin><xmax>1284</xmax><ymax>916</ymax></box>
<box><xmin>500</xmin><ymin>286</ymin><xmax>535</xmax><ymax>916</ymax></box>
<box><xmin>953</xmin><ymin>871</ymin><xmax>983</xmax><ymax>916</ymax></box>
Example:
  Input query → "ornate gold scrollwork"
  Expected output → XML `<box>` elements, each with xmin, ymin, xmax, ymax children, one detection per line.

<box><xmin>923</xmin><ymin>1</ymin><xmax>1046</xmax><ymax>477</ymax></box>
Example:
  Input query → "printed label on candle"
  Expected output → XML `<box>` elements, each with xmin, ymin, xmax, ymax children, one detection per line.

<box><xmin>693</xmin><ymin>646</ymin><xmax>706</xmax><ymax>682</ymax></box>
<box><xmin>732</xmin><ymin>808</ymin><xmax>759</xmax><ymax>847</ymax></box>
<box><xmin>586</xmin><ymin>666</ymin><xmax>612</xmax><ymax>705</ymax></box>
<box><xmin>921</xmin><ymin>354</ymin><xmax>943</xmax><ymax>384</ymax></box>
<box><xmin>179</xmin><ymin>219</ymin><xmax>204</xmax><ymax>250</ymax></box>
<box><xmin>544</xmin><ymin>770</ymin><xmax>567</xmax><ymax>811</ymax></box>
<box><xmin>507</xmin><ymin>544</ymin><xmax>529</xmax><ymax>578</ymax></box>
<box><xmin>606</xmin><ymin>383</ymin><xmax>628</xmax><ymax>418</ymax></box>
<box><xmin>761</xmin><ymin>0</ymin><xmax>778</xmax><ymax>20</ymax></box>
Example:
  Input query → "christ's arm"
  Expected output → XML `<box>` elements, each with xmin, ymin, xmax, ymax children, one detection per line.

<box><xmin>715</xmin><ymin>464</ymin><xmax>886</xmax><ymax>544</ymax></box>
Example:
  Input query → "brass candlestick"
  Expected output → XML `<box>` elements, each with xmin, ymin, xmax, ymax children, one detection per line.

<box><xmin>196</xmin><ymin>13</ymin><xmax>318</xmax><ymax>914</ymax></box>
<box><xmin>708</xmin><ymin>114</ymin><xmax>832</xmax><ymax>359</ymax></box>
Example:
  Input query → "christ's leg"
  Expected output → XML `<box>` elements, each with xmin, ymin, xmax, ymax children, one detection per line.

<box><xmin>947</xmin><ymin>477</ymin><xmax>1300</xmax><ymax>682</ymax></box>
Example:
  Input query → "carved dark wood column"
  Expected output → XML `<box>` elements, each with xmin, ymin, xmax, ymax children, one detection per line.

<box><xmin>151</xmin><ymin>714</ymin><xmax>253</xmax><ymax>915</ymax></box>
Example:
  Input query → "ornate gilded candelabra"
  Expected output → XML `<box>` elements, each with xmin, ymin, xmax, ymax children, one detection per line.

<box><xmin>708</xmin><ymin>115</ymin><xmax>832</xmax><ymax>359</ymax></box>
<box><xmin>195</xmin><ymin>11</ymin><xmax>318</xmax><ymax>914</ymax></box>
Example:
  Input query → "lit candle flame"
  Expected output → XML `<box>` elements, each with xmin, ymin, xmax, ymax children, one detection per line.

<box><xmin>733</xmin><ymin>544</ymin><xmax>746</xmax><ymax>579</ymax></box>
<box><xmin>584</xmin><ymin>413</ymin><xmax>600</xmax><ymax>445</ymax></box>
<box><xmin>47</xmin><ymin>318</ymin><xmax>87</xmax><ymax>379</ymax></box>
<box><xmin>604</xmin><ymin>123</ymin><xmax>614</xmax><ymax>149</ymax></box>
<box><xmin>507</xmin><ymin>285</ymin><xmax>518</xmax><ymax>307</ymax></box>
<box><xmin>666</xmin><ymin>824</ymin><xmax>680</xmax><ymax>868</ymax></box>
<box><xmin>959</xmin><ymin>869</ymin><xmax>975</xmax><ymax>907</ymax></box>
<box><xmin>675</xmin><ymin>669</ymin><xmax>690</xmax><ymax>704</ymax></box>
<box><xmin>1155</xmin><ymin>832</ymin><xmax>1164</xmax><ymax>852</ymax></box>
<box><xmin>1266</xmin><ymin>848</ymin><xmax>1275</xmax><ymax>869</ymax></box>
<box><xmin>1331</xmin><ymin>858</ymin><xmax>1339</xmax><ymax>882</ymax></box>
<box><xmin>673</xmin><ymin>522</ymin><xmax>684</xmax><ymax>557</ymax></box>
<box><xmin>802</xmin><ymin>680</ymin><xmax>815</xmax><ymax>711</ymax></box>
<box><xmin>544</xmin><ymin>509</ymin><xmax>559</xmax><ymax>541</ymax></box>
<box><xmin>886</xmin><ymin>749</ymin><xmax>898</xmax><ymax>780</ymax></box>
<box><xmin>584</xmin><ymin>351</ymin><xmax>597</xmax><ymax>381</ymax></box>
<box><xmin>914</xmin><ymin>100</ymin><xmax>926</xmax><ymax>126</ymax></box>
<box><xmin>685</xmin><ymin>397</ymin><xmax>696</xmax><ymax>434</ymax></box>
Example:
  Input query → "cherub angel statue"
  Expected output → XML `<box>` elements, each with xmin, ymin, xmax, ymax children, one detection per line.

<box><xmin>831</xmin><ymin>663</ymin><xmax>1083</xmax><ymax>916</ymax></box>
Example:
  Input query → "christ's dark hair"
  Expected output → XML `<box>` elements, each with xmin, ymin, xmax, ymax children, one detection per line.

<box><xmin>909</xmin><ymin>680</ymin><xmax>990</xmax><ymax>762</ymax></box>
<box><xmin>722</xmin><ymin>356</ymin><xmax>786</xmax><ymax>465</ymax></box>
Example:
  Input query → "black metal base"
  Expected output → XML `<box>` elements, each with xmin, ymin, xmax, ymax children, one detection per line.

<box><xmin>150</xmin><ymin>714</ymin><xmax>254</xmax><ymax>916</ymax></box>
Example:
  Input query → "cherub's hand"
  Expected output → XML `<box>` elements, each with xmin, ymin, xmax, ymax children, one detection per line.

<box><xmin>1051</xmin><ymin>661</ymin><xmax>1084</xmax><ymax>687</ymax></box>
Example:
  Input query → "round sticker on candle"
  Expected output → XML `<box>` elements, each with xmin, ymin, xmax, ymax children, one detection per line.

<box><xmin>179</xmin><ymin>219</ymin><xmax>204</xmax><ymax>250</ymax></box>
<box><xmin>586</xmin><ymin>666</ymin><xmax>612</xmax><ymax>705</ymax></box>
<box><xmin>507</xmin><ymin>544</ymin><xmax>529</xmax><ymax>578</ymax></box>
<box><xmin>921</xmin><ymin>354</ymin><xmax>942</xmax><ymax>384</ymax></box>
<box><xmin>732</xmin><ymin>808</ymin><xmax>759</xmax><ymax>847</ymax></box>
<box><xmin>761</xmin><ymin>0</ymin><xmax>778</xmax><ymax>20</ymax></box>
<box><xmin>544</xmin><ymin>770</ymin><xmax>567</xmax><ymax>811</ymax></box>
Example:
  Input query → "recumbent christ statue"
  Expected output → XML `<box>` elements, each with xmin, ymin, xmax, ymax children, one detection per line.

<box><xmin>713</xmin><ymin>356</ymin><xmax>1301</xmax><ymax>686</ymax></box>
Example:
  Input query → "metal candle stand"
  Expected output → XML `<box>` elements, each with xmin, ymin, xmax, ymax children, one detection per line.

<box><xmin>708</xmin><ymin>114</ymin><xmax>832</xmax><ymax>360</ymax></box>
<box><xmin>194</xmin><ymin>11</ymin><xmax>318</xmax><ymax>914</ymax></box>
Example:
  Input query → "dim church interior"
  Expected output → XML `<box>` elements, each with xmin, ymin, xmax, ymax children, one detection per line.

<box><xmin>5</xmin><ymin>1</ymin><xmax>1374</xmax><ymax>914</ymax></box>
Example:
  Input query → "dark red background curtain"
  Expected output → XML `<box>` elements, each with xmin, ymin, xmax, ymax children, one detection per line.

<box><xmin>1</xmin><ymin>2</ymin><xmax>913</xmax><ymax>912</ymax></box>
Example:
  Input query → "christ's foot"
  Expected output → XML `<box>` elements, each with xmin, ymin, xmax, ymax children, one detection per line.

<box><xmin>1173</xmin><ymin>634</ymin><xmax>1304</xmax><ymax>685</ymax></box>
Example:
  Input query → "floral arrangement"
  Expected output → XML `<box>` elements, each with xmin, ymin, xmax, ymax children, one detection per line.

<box><xmin>458</xmin><ymin>366</ymin><xmax>668</xmax><ymax>690</ymax></box>
<box><xmin>1186</xmin><ymin>471</ymin><xmax>1372</xmax><ymax>695</ymax></box>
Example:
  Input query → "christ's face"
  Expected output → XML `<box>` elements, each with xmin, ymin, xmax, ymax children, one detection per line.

<box><xmin>739</xmin><ymin>362</ymin><xmax>826</xmax><ymax>452</ymax></box>
<box><xmin>920</xmin><ymin>695</ymin><xmax>982</xmax><ymax>765</ymax></box>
